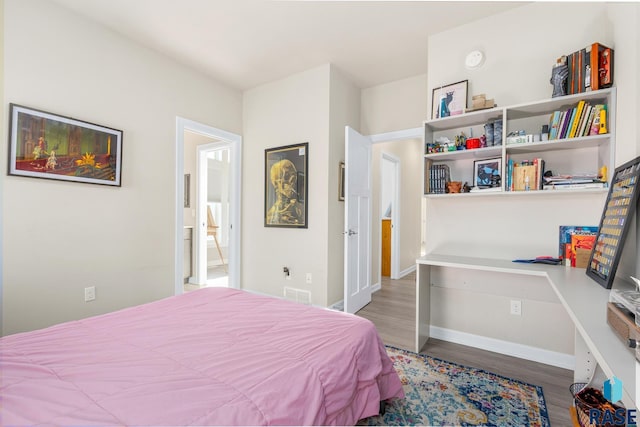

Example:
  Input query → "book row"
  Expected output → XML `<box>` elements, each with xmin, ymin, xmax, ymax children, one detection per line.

<box><xmin>566</xmin><ymin>42</ymin><xmax>614</xmax><ymax>95</ymax></box>
<box><xmin>505</xmin><ymin>157</ymin><xmax>606</xmax><ymax>192</ymax></box>
<box><xmin>559</xmin><ymin>225</ymin><xmax>598</xmax><ymax>268</ymax></box>
<box><xmin>548</xmin><ymin>100</ymin><xmax>606</xmax><ymax>140</ymax></box>
<box><xmin>505</xmin><ymin>158</ymin><xmax>545</xmax><ymax>191</ymax></box>
<box><xmin>425</xmin><ymin>164</ymin><xmax>450</xmax><ymax>194</ymax></box>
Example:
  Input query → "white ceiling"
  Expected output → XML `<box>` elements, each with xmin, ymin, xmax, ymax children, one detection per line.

<box><xmin>51</xmin><ymin>0</ymin><xmax>525</xmax><ymax>91</ymax></box>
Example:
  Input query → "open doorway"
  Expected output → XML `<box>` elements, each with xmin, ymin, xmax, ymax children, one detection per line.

<box><xmin>198</xmin><ymin>144</ymin><xmax>231</xmax><ymax>288</ymax></box>
<box><xmin>175</xmin><ymin>117</ymin><xmax>241</xmax><ymax>295</ymax></box>
<box><xmin>368</xmin><ymin>133</ymin><xmax>422</xmax><ymax>294</ymax></box>
<box><xmin>380</xmin><ymin>153</ymin><xmax>400</xmax><ymax>279</ymax></box>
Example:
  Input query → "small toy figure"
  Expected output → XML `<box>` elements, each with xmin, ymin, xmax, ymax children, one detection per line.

<box><xmin>550</xmin><ymin>56</ymin><xmax>569</xmax><ymax>98</ymax></box>
<box><xmin>33</xmin><ymin>137</ymin><xmax>48</xmax><ymax>160</ymax></box>
<box><xmin>45</xmin><ymin>150</ymin><xmax>57</xmax><ymax>170</ymax></box>
<box><xmin>598</xmin><ymin>165</ymin><xmax>607</xmax><ymax>183</ymax></box>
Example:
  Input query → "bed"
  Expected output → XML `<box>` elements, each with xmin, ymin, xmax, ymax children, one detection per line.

<box><xmin>1</xmin><ymin>287</ymin><xmax>404</xmax><ymax>425</ymax></box>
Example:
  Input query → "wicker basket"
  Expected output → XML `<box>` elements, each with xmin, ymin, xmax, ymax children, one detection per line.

<box><xmin>570</xmin><ymin>383</ymin><xmax>626</xmax><ymax>427</ymax></box>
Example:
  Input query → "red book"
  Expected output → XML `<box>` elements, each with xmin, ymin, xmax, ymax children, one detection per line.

<box><xmin>571</xmin><ymin>233</ymin><xmax>596</xmax><ymax>267</ymax></box>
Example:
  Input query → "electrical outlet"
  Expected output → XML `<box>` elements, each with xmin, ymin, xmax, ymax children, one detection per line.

<box><xmin>510</xmin><ymin>300</ymin><xmax>522</xmax><ymax>316</ymax></box>
<box><xmin>306</xmin><ymin>273</ymin><xmax>312</xmax><ymax>284</ymax></box>
<box><xmin>84</xmin><ymin>286</ymin><xmax>96</xmax><ymax>302</ymax></box>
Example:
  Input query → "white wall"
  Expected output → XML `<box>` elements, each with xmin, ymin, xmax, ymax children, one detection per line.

<box><xmin>428</xmin><ymin>4</ymin><xmax>611</xmax><ymax>111</ymax></box>
<box><xmin>381</xmin><ymin>158</ymin><xmax>394</xmax><ymax>218</ymax></box>
<box><xmin>424</xmin><ymin>2</ymin><xmax>639</xmax><ymax>357</ymax></box>
<box><xmin>361</xmin><ymin>74</ymin><xmax>427</xmax><ymax>135</ymax></box>
<box><xmin>242</xmin><ymin>65</ymin><xmax>331</xmax><ymax>305</ymax></box>
<box><xmin>2</xmin><ymin>0</ymin><xmax>242</xmax><ymax>335</ymax></box>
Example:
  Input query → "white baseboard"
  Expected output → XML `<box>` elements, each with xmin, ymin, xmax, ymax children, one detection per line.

<box><xmin>328</xmin><ymin>300</ymin><xmax>344</xmax><ymax>311</ymax></box>
<box><xmin>372</xmin><ymin>282</ymin><xmax>381</xmax><ymax>292</ymax></box>
<box><xmin>429</xmin><ymin>325</ymin><xmax>575</xmax><ymax>370</ymax></box>
<box><xmin>396</xmin><ymin>264</ymin><xmax>416</xmax><ymax>279</ymax></box>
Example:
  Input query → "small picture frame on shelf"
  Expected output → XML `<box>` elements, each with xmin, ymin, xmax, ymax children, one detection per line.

<box><xmin>473</xmin><ymin>157</ymin><xmax>502</xmax><ymax>188</ymax></box>
<box><xmin>431</xmin><ymin>80</ymin><xmax>468</xmax><ymax>119</ymax></box>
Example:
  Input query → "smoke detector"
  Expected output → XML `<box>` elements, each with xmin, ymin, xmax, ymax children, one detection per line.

<box><xmin>465</xmin><ymin>50</ymin><xmax>485</xmax><ymax>70</ymax></box>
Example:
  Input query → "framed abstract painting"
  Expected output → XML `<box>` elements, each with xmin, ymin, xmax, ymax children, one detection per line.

<box><xmin>8</xmin><ymin>104</ymin><xmax>123</xmax><ymax>186</ymax></box>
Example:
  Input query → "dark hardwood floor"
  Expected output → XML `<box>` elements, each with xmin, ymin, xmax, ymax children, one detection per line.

<box><xmin>356</xmin><ymin>271</ymin><xmax>574</xmax><ymax>427</ymax></box>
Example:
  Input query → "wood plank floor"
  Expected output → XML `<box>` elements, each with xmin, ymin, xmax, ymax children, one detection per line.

<box><xmin>356</xmin><ymin>272</ymin><xmax>574</xmax><ymax>427</ymax></box>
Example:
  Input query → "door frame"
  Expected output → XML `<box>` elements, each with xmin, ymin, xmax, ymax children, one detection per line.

<box><xmin>175</xmin><ymin>117</ymin><xmax>242</xmax><ymax>295</ymax></box>
<box><xmin>380</xmin><ymin>151</ymin><xmax>401</xmax><ymax>280</ymax></box>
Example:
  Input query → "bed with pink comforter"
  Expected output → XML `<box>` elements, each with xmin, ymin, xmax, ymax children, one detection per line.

<box><xmin>1</xmin><ymin>288</ymin><xmax>403</xmax><ymax>425</ymax></box>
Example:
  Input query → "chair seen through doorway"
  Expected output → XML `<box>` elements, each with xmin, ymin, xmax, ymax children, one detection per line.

<box><xmin>207</xmin><ymin>206</ymin><xmax>227</xmax><ymax>273</ymax></box>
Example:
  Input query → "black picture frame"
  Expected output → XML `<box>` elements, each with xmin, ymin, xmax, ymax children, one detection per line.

<box><xmin>8</xmin><ymin>103</ymin><xmax>123</xmax><ymax>186</ymax></box>
<box><xmin>586</xmin><ymin>155</ymin><xmax>640</xmax><ymax>289</ymax></box>
<box><xmin>473</xmin><ymin>157</ymin><xmax>502</xmax><ymax>188</ymax></box>
<box><xmin>265</xmin><ymin>142</ymin><xmax>308</xmax><ymax>228</ymax></box>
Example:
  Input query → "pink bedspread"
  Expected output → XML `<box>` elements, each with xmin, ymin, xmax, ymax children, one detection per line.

<box><xmin>1</xmin><ymin>288</ymin><xmax>403</xmax><ymax>425</ymax></box>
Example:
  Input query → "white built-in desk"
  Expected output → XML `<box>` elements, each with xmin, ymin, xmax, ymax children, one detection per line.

<box><xmin>416</xmin><ymin>253</ymin><xmax>637</xmax><ymax>408</ymax></box>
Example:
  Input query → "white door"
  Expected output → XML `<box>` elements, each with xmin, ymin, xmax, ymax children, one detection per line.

<box><xmin>344</xmin><ymin>126</ymin><xmax>372</xmax><ymax>314</ymax></box>
<box><xmin>196</xmin><ymin>144</ymin><xmax>231</xmax><ymax>287</ymax></box>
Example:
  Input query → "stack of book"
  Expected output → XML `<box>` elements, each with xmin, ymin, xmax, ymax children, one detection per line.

<box><xmin>566</xmin><ymin>42</ymin><xmax>614</xmax><ymax>95</ymax></box>
<box><xmin>559</xmin><ymin>225</ymin><xmax>599</xmax><ymax>267</ymax></box>
<box><xmin>542</xmin><ymin>173</ymin><xmax>606</xmax><ymax>190</ymax></box>
<box><xmin>425</xmin><ymin>164</ymin><xmax>450</xmax><ymax>194</ymax></box>
<box><xmin>506</xmin><ymin>158</ymin><xmax>545</xmax><ymax>191</ymax></box>
<box><xmin>548</xmin><ymin>100</ymin><xmax>606</xmax><ymax>140</ymax></box>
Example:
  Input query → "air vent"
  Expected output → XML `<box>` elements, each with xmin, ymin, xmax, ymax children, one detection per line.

<box><xmin>283</xmin><ymin>287</ymin><xmax>312</xmax><ymax>305</ymax></box>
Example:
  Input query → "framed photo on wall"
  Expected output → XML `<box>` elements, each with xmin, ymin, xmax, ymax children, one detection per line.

<box><xmin>8</xmin><ymin>103</ymin><xmax>123</xmax><ymax>186</ymax></box>
<box><xmin>431</xmin><ymin>80</ymin><xmax>468</xmax><ymax>119</ymax></box>
<box><xmin>265</xmin><ymin>142</ymin><xmax>308</xmax><ymax>228</ymax></box>
<box><xmin>586</xmin><ymin>155</ymin><xmax>640</xmax><ymax>289</ymax></box>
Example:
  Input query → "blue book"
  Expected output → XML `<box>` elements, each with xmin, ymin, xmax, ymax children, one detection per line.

<box><xmin>507</xmin><ymin>158</ymin><xmax>514</xmax><ymax>191</ymax></box>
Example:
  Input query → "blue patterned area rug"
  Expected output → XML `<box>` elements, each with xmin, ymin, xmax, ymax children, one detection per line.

<box><xmin>360</xmin><ymin>346</ymin><xmax>550</xmax><ymax>427</ymax></box>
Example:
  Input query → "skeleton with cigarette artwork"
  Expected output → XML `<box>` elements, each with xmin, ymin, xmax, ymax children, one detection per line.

<box><xmin>267</xmin><ymin>159</ymin><xmax>304</xmax><ymax>225</ymax></box>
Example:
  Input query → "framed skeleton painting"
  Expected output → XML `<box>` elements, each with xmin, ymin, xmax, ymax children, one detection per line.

<box><xmin>264</xmin><ymin>142</ymin><xmax>308</xmax><ymax>228</ymax></box>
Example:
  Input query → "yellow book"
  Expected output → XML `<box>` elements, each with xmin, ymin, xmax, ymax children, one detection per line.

<box><xmin>569</xmin><ymin>100</ymin><xmax>585</xmax><ymax>138</ymax></box>
<box><xmin>599</xmin><ymin>107</ymin><xmax>608</xmax><ymax>134</ymax></box>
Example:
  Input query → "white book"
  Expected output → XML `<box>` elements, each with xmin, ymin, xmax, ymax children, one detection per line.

<box><xmin>543</xmin><ymin>182</ymin><xmax>606</xmax><ymax>190</ymax></box>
